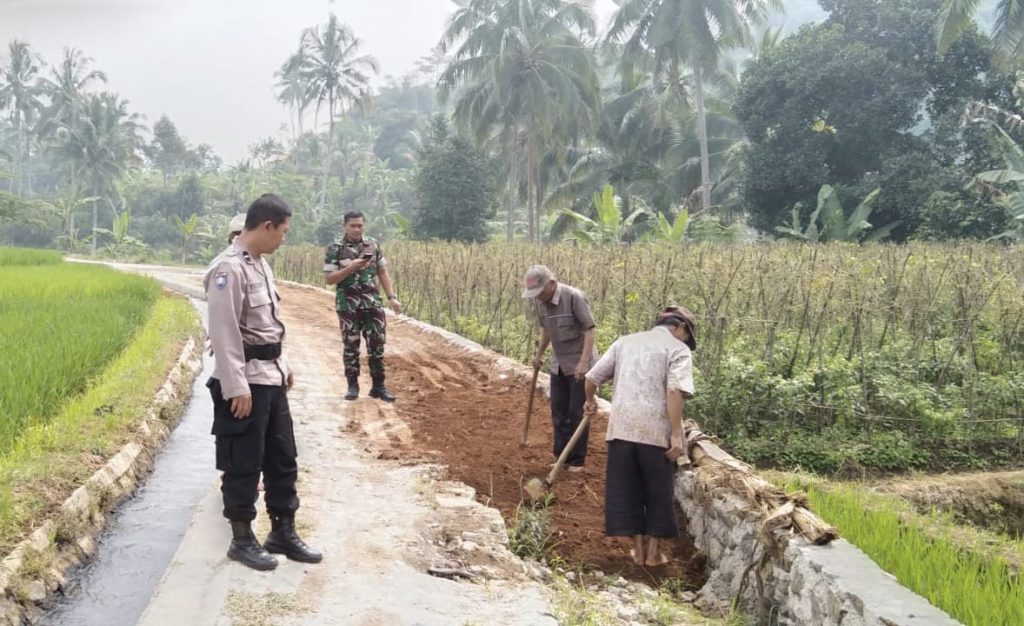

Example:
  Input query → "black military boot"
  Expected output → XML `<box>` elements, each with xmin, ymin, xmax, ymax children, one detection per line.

<box><xmin>227</xmin><ymin>520</ymin><xmax>278</xmax><ymax>571</ymax></box>
<box><xmin>344</xmin><ymin>374</ymin><xmax>359</xmax><ymax>401</ymax></box>
<box><xmin>263</xmin><ymin>515</ymin><xmax>323</xmax><ymax>563</ymax></box>
<box><xmin>369</xmin><ymin>374</ymin><xmax>396</xmax><ymax>402</ymax></box>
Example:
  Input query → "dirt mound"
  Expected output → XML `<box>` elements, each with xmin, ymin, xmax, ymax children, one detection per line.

<box><xmin>276</xmin><ymin>283</ymin><xmax>705</xmax><ymax>587</ymax></box>
<box><xmin>385</xmin><ymin>329</ymin><xmax>706</xmax><ymax>588</ymax></box>
<box><xmin>878</xmin><ymin>471</ymin><xmax>1024</xmax><ymax>537</ymax></box>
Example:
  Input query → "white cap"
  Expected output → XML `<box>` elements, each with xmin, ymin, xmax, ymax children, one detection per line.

<box><xmin>228</xmin><ymin>213</ymin><xmax>246</xmax><ymax>234</ymax></box>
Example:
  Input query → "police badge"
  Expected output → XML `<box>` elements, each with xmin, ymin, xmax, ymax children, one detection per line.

<box><xmin>214</xmin><ymin>271</ymin><xmax>228</xmax><ymax>290</ymax></box>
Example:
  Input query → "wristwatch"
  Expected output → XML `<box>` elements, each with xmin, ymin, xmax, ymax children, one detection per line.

<box><xmin>387</xmin><ymin>294</ymin><xmax>400</xmax><ymax>302</ymax></box>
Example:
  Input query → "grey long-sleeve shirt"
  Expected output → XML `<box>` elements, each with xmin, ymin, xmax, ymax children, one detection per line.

<box><xmin>203</xmin><ymin>242</ymin><xmax>291</xmax><ymax>399</ymax></box>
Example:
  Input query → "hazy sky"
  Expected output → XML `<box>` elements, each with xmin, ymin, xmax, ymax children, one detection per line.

<box><xmin>0</xmin><ymin>0</ymin><xmax>817</xmax><ymax>164</ymax></box>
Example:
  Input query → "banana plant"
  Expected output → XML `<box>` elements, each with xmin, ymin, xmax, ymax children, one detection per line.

<box><xmin>95</xmin><ymin>210</ymin><xmax>148</xmax><ymax>259</ymax></box>
<box><xmin>173</xmin><ymin>212</ymin><xmax>199</xmax><ymax>264</ymax></box>
<box><xmin>776</xmin><ymin>185</ymin><xmax>899</xmax><ymax>243</ymax></box>
<box><xmin>973</xmin><ymin>123</ymin><xmax>1024</xmax><ymax>241</ymax></box>
<box><xmin>560</xmin><ymin>184</ymin><xmax>648</xmax><ymax>245</ymax></box>
<box><xmin>647</xmin><ymin>208</ymin><xmax>689</xmax><ymax>244</ymax></box>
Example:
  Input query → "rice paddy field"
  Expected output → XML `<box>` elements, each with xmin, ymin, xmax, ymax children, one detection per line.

<box><xmin>0</xmin><ymin>248</ymin><xmax>159</xmax><ymax>452</ymax></box>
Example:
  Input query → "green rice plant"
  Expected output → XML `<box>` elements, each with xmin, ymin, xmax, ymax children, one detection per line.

<box><xmin>0</xmin><ymin>296</ymin><xmax>198</xmax><ymax>552</ymax></box>
<box><xmin>0</xmin><ymin>247</ymin><xmax>61</xmax><ymax>266</ymax></box>
<box><xmin>0</xmin><ymin>261</ymin><xmax>159</xmax><ymax>453</ymax></box>
<box><xmin>789</xmin><ymin>479</ymin><xmax>1024</xmax><ymax>626</ymax></box>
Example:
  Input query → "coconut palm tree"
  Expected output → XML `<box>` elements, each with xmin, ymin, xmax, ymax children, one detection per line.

<box><xmin>41</xmin><ymin>48</ymin><xmax>107</xmax><ymax>191</ymax></box>
<box><xmin>0</xmin><ymin>41</ymin><xmax>46</xmax><ymax>195</ymax></box>
<box><xmin>937</xmin><ymin>0</ymin><xmax>1024</xmax><ymax>68</ymax></box>
<box><xmin>438</xmin><ymin>0</ymin><xmax>601</xmax><ymax>242</ymax></box>
<box><xmin>607</xmin><ymin>0</ymin><xmax>777</xmax><ymax>212</ymax></box>
<box><xmin>545</xmin><ymin>39</ymin><xmax>747</xmax><ymax>226</ymax></box>
<box><xmin>296</xmin><ymin>14</ymin><xmax>379</xmax><ymax>213</ymax></box>
<box><xmin>275</xmin><ymin>47</ymin><xmax>312</xmax><ymax>143</ymax></box>
<box><xmin>41</xmin><ymin>48</ymin><xmax>106</xmax><ymax>132</ymax></box>
<box><xmin>56</xmin><ymin>92</ymin><xmax>143</xmax><ymax>253</ymax></box>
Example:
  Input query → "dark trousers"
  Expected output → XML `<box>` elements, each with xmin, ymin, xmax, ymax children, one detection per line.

<box><xmin>550</xmin><ymin>368</ymin><xmax>588</xmax><ymax>467</ymax></box>
<box><xmin>208</xmin><ymin>378</ymin><xmax>299</xmax><ymax>522</ymax></box>
<box><xmin>605</xmin><ymin>439</ymin><xmax>679</xmax><ymax>538</ymax></box>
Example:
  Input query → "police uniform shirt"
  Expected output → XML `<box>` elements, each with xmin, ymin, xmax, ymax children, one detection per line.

<box><xmin>204</xmin><ymin>241</ymin><xmax>290</xmax><ymax>399</ymax></box>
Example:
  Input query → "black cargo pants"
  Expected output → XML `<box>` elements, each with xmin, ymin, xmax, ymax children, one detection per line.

<box><xmin>207</xmin><ymin>378</ymin><xmax>299</xmax><ymax>522</ymax></box>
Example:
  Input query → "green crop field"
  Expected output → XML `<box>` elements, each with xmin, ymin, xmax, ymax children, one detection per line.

<box><xmin>275</xmin><ymin>240</ymin><xmax>1024</xmax><ymax>475</ymax></box>
<box><xmin>0</xmin><ymin>249</ymin><xmax>159</xmax><ymax>453</ymax></box>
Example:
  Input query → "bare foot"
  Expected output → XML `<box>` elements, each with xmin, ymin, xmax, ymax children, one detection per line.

<box><xmin>629</xmin><ymin>548</ymin><xmax>645</xmax><ymax>566</ymax></box>
<box><xmin>645</xmin><ymin>552</ymin><xmax>670</xmax><ymax>567</ymax></box>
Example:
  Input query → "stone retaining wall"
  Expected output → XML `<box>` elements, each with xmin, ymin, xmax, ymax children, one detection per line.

<box><xmin>676</xmin><ymin>471</ymin><xmax>961</xmax><ymax>626</ymax></box>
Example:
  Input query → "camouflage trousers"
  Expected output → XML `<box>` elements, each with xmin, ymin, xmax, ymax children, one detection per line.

<box><xmin>338</xmin><ymin>307</ymin><xmax>386</xmax><ymax>379</ymax></box>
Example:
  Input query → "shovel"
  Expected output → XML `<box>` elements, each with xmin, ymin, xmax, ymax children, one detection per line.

<box><xmin>524</xmin><ymin>411</ymin><xmax>591</xmax><ymax>502</ymax></box>
<box><xmin>520</xmin><ymin>362</ymin><xmax>541</xmax><ymax>447</ymax></box>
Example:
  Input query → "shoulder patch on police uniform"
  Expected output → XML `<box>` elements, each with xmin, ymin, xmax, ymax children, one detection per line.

<box><xmin>214</xmin><ymin>271</ymin><xmax>229</xmax><ymax>290</ymax></box>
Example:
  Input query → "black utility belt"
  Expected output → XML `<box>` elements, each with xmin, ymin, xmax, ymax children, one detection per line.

<box><xmin>244</xmin><ymin>343</ymin><xmax>282</xmax><ymax>361</ymax></box>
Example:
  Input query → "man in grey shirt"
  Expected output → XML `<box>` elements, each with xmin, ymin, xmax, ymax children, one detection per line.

<box><xmin>523</xmin><ymin>265</ymin><xmax>598</xmax><ymax>472</ymax></box>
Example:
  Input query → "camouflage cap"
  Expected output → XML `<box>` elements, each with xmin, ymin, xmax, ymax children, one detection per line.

<box><xmin>228</xmin><ymin>213</ymin><xmax>247</xmax><ymax>235</ymax></box>
<box><xmin>521</xmin><ymin>265</ymin><xmax>555</xmax><ymax>299</ymax></box>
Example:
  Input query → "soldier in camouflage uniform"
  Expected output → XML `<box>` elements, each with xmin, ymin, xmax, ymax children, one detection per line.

<box><xmin>323</xmin><ymin>211</ymin><xmax>402</xmax><ymax>402</ymax></box>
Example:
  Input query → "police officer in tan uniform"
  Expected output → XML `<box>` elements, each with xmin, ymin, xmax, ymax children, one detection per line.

<box><xmin>204</xmin><ymin>193</ymin><xmax>321</xmax><ymax>571</ymax></box>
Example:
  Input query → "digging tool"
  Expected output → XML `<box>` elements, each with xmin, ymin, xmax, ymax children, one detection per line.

<box><xmin>520</xmin><ymin>362</ymin><xmax>541</xmax><ymax>447</ymax></box>
<box><xmin>524</xmin><ymin>411</ymin><xmax>591</xmax><ymax>502</ymax></box>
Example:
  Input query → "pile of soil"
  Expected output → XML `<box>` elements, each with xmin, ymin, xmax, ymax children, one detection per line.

<box><xmin>386</xmin><ymin>339</ymin><xmax>706</xmax><ymax>588</ymax></box>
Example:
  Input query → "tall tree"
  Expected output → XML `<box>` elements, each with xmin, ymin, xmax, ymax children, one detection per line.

<box><xmin>608</xmin><ymin>0</ymin><xmax>776</xmax><ymax>212</ymax></box>
<box><xmin>275</xmin><ymin>47</ymin><xmax>312</xmax><ymax>143</ymax></box>
<box><xmin>413</xmin><ymin>116</ymin><xmax>497</xmax><ymax>242</ymax></box>
<box><xmin>296</xmin><ymin>14</ymin><xmax>379</xmax><ymax>216</ymax></box>
<box><xmin>738</xmin><ymin>0</ymin><xmax>1002</xmax><ymax>238</ymax></box>
<box><xmin>0</xmin><ymin>41</ymin><xmax>46</xmax><ymax>195</ymax></box>
<box><xmin>41</xmin><ymin>48</ymin><xmax>106</xmax><ymax>132</ymax></box>
<box><xmin>438</xmin><ymin>0</ymin><xmax>600</xmax><ymax>242</ymax></box>
<box><xmin>40</xmin><ymin>47</ymin><xmax>107</xmax><ymax>192</ymax></box>
<box><xmin>145</xmin><ymin>115</ymin><xmax>190</xmax><ymax>180</ymax></box>
<box><xmin>57</xmin><ymin>92</ymin><xmax>143</xmax><ymax>253</ymax></box>
<box><xmin>937</xmin><ymin>0</ymin><xmax>1024</xmax><ymax>67</ymax></box>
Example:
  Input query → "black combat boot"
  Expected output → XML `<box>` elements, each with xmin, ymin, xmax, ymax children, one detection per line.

<box><xmin>227</xmin><ymin>520</ymin><xmax>278</xmax><ymax>571</ymax></box>
<box><xmin>369</xmin><ymin>374</ymin><xmax>396</xmax><ymax>402</ymax></box>
<box><xmin>263</xmin><ymin>515</ymin><xmax>323</xmax><ymax>563</ymax></box>
<box><xmin>344</xmin><ymin>374</ymin><xmax>359</xmax><ymax>401</ymax></box>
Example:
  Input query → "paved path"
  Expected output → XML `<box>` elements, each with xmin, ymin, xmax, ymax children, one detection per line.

<box><xmin>126</xmin><ymin>266</ymin><xmax>556</xmax><ymax>626</ymax></box>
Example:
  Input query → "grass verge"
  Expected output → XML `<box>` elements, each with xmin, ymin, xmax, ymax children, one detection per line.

<box><xmin>0</xmin><ymin>294</ymin><xmax>200</xmax><ymax>554</ymax></box>
<box><xmin>0</xmin><ymin>247</ymin><xmax>61</xmax><ymax>266</ymax></box>
<box><xmin>777</xmin><ymin>472</ymin><xmax>1024</xmax><ymax>626</ymax></box>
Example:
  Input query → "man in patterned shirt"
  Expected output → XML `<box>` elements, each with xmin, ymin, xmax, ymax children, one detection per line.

<box><xmin>584</xmin><ymin>306</ymin><xmax>696</xmax><ymax>568</ymax></box>
<box><xmin>323</xmin><ymin>211</ymin><xmax>402</xmax><ymax>402</ymax></box>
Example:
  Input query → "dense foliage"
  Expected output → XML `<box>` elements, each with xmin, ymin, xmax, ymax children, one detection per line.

<box><xmin>0</xmin><ymin>0</ymin><xmax>1021</xmax><ymax>255</ymax></box>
